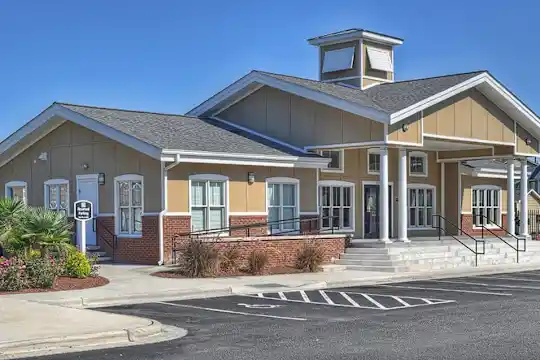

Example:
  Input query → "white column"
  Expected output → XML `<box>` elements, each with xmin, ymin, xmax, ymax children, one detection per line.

<box><xmin>379</xmin><ymin>146</ymin><xmax>391</xmax><ymax>242</ymax></box>
<box><xmin>506</xmin><ymin>160</ymin><xmax>515</xmax><ymax>235</ymax></box>
<box><xmin>398</xmin><ymin>149</ymin><xmax>409</xmax><ymax>242</ymax></box>
<box><xmin>520</xmin><ymin>158</ymin><xmax>528</xmax><ymax>236</ymax></box>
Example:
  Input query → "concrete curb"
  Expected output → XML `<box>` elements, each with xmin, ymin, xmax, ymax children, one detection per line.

<box><xmin>0</xmin><ymin>319</ymin><xmax>187</xmax><ymax>359</ymax></box>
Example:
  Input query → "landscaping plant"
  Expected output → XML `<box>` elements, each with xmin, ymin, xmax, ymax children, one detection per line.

<box><xmin>64</xmin><ymin>250</ymin><xmax>92</xmax><ymax>278</ymax></box>
<box><xmin>25</xmin><ymin>256</ymin><xmax>62</xmax><ymax>288</ymax></box>
<box><xmin>219</xmin><ymin>246</ymin><xmax>240</xmax><ymax>273</ymax></box>
<box><xmin>0</xmin><ymin>257</ymin><xmax>27</xmax><ymax>291</ymax></box>
<box><xmin>248</xmin><ymin>249</ymin><xmax>268</xmax><ymax>275</ymax></box>
<box><xmin>182</xmin><ymin>238</ymin><xmax>219</xmax><ymax>277</ymax></box>
<box><xmin>296</xmin><ymin>241</ymin><xmax>324</xmax><ymax>272</ymax></box>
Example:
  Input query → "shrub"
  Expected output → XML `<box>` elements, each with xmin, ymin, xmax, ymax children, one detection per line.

<box><xmin>0</xmin><ymin>257</ymin><xmax>27</xmax><ymax>291</ymax></box>
<box><xmin>248</xmin><ymin>249</ymin><xmax>268</xmax><ymax>275</ymax></box>
<box><xmin>296</xmin><ymin>242</ymin><xmax>324</xmax><ymax>272</ymax></box>
<box><xmin>182</xmin><ymin>239</ymin><xmax>218</xmax><ymax>278</ymax></box>
<box><xmin>88</xmin><ymin>254</ymin><xmax>100</xmax><ymax>277</ymax></box>
<box><xmin>25</xmin><ymin>256</ymin><xmax>61</xmax><ymax>288</ymax></box>
<box><xmin>64</xmin><ymin>251</ymin><xmax>92</xmax><ymax>278</ymax></box>
<box><xmin>219</xmin><ymin>246</ymin><xmax>240</xmax><ymax>273</ymax></box>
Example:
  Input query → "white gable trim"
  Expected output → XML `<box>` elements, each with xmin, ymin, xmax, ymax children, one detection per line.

<box><xmin>0</xmin><ymin>104</ymin><xmax>163</xmax><ymax>167</ymax></box>
<box><xmin>187</xmin><ymin>71</ymin><xmax>390</xmax><ymax>124</ymax></box>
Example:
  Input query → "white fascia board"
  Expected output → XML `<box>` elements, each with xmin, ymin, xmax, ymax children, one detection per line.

<box><xmin>187</xmin><ymin>71</ymin><xmax>390</xmax><ymax>124</ymax></box>
<box><xmin>308</xmin><ymin>31</ymin><xmax>403</xmax><ymax>46</ymax></box>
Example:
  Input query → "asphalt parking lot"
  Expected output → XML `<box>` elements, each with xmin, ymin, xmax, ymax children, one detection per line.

<box><xmin>29</xmin><ymin>270</ymin><xmax>540</xmax><ymax>360</ymax></box>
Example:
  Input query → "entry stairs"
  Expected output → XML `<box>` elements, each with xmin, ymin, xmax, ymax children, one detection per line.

<box><xmin>336</xmin><ymin>236</ymin><xmax>539</xmax><ymax>272</ymax></box>
<box><xmin>86</xmin><ymin>245</ymin><xmax>112</xmax><ymax>263</ymax></box>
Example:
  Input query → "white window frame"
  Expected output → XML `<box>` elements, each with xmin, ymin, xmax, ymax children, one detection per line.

<box><xmin>319</xmin><ymin>149</ymin><xmax>344</xmax><ymax>173</ymax></box>
<box><xmin>471</xmin><ymin>185</ymin><xmax>502</xmax><ymax>229</ymax></box>
<box><xmin>407</xmin><ymin>184</ymin><xmax>436</xmax><ymax>230</ymax></box>
<box><xmin>114</xmin><ymin>174</ymin><xmax>144</xmax><ymax>237</ymax></box>
<box><xmin>409</xmin><ymin>151</ymin><xmax>428</xmax><ymax>177</ymax></box>
<box><xmin>322</xmin><ymin>47</ymin><xmax>355</xmax><ymax>73</ymax></box>
<box><xmin>266</xmin><ymin>177</ymin><xmax>300</xmax><ymax>234</ymax></box>
<box><xmin>188</xmin><ymin>174</ymin><xmax>229</xmax><ymax>233</ymax></box>
<box><xmin>5</xmin><ymin>181</ymin><xmax>27</xmax><ymax>204</ymax></box>
<box><xmin>44</xmin><ymin>179</ymin><xmax>70</xmax><ymax>215</ymax></box>
<box><xmin>367</xmin><ymin>148</ymin><xmax>381</xmax><ymax>175</ymax></box>
<box><xmin>366</xmin><ymin>46</ymin><xmax>393</xmax><ymax>73</ymax></box>
<box><xmin>318</xmin><ymin>180</ymin><xmax>355</xmax><ymax>233</ymax></box>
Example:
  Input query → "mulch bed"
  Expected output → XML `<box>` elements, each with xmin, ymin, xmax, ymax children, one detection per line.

<box><xmin>151</xmin><ymin>266</ymin><xmax>311</xmax><ymax>279</ymax></box>
<box><xmin>0</xmin><ymin>276</ymin><xmax>109</xmax><ymax>295</ymax></box>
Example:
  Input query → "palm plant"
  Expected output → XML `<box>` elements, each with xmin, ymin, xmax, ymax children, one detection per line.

<box><xmin>19</xmin><ymin>207</ymin><xmax>74</xmax><ymax>258</ymax></box>
<box><xmin>0</xmin><ymin>198</ymin><xmax>27</xmax><ymax>255</ymax></box>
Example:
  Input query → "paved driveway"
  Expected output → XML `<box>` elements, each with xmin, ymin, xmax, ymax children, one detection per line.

<box><xmin>27</xmin><ymin>270</ymin><xmax>540</xmax><ymax>360</ymax></box>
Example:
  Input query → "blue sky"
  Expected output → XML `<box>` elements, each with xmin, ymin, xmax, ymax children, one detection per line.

<box><xmin>0</xmin><ymin>0</ymin><xmax>538</xmax><ymax>141</ymax></box>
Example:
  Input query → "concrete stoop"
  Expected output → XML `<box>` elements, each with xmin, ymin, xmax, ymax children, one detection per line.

<box><xmin>336</xmin><ymin>237</ymin><xmax>540</xmax><ymax>272</ymax></box>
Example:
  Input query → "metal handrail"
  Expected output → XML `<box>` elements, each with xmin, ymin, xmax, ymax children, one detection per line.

<box><xmin>475</xmin><ymin>214</ymin><xmax>526</xmax><ymax>263</ymax></box>
<box><xmin>431</xmin><ymin>214</ymin><xmax>485</xmax><ymax>266</ymax></box>
<box><xmin>95</xmin><ymin>217</ymin><xmax>117</xmax><ymax>262</ymax></box>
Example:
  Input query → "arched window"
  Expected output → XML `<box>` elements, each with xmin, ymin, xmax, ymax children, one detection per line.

<box><xmin>318</xmin><ymin>180</ymin><xmax>355</xmax><ymax>231</ymax></box>
<box><xmin>266</xmin><ymin>177</ymin><xmax>300</xmax><ymax>233</ymax></box>
<box><xmin>189</xmin><ymin>174</ymin><xmax>229</xmax><ymax>232</ymax></box>
<box><xmin>472</xmin><ymin>185</ymin><xmax>501</xmax><ymax>227</ymax></box>
<box><xmin>44</xmin><ymin>179</ymin><xmax>69</xmax><ymax>215</ymax></box>
<box><xmin>114</xmin><ymin>175</ymin><xmax>144</xmax><ymax>236</ymax></box>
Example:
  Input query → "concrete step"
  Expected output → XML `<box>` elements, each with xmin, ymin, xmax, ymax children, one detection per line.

<box><xmin>94</xmin><ymin>256</ymin><xmax>112</xmax><ymax>263</ymax></box>
<box><xmin>87</xmin><ymin>251</ymin><xmax>107</xmax><ymax>257</ymax></box>
<box><xmin>342</xmin><ymin>265</ymin><xmax>411</xmax><ymax>272</ymax></box>
<box><xmin>86</xmin><ymin>245</ymin><xmax>101</xmax><ymax>251</ymax></box>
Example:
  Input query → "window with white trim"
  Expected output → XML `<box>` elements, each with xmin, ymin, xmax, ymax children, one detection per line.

<box><xmin>409</xmin><ymin>151</ymin><xmax>428</xmax><ymax>176</ymax></box>
<box><xmin>322</xmin><ymin>47</ymin><xmax>355</xmax><ymax>73</ymax></box>
<box><xmin>320</xmin><ymin>150</ymin><xmax>344</xmax><ymax>172</ymax></box>
<box><xmin>114</xmin><ymin>175</ymin><xmax>143</xmax><ymax>235</ymax></box>
<box><xmin>44</xmin><ymin>179</ymin><xmax>69</xmax><ymax>215</ymax></box>
<box><xmin>408</xmin><ymin>186</ymin><xmax>435</xmax><ymax>228</ymax></box>
<box><xmin>367</xmin><ymin>148</ymin><xmax>380</xmax><ymax>174</ymax></box>
<box><xmin>267</xmin><ymin>178</ymin><xmax>299</xmax><ymax>233</ymax></box>
<box><xmin>319</xmin><ymin>182</ymin><xmax>354</xmax><ymax>231</ymax></box>
<box><xmin>5</xmin><ymin>181</ymin><xmax>27</xmax><ymax>204</ymax></box>
<box><xmin>472</xmin><ymin>186</ymin><xmax>501</xmax><ymax>227</ymax></box>
<box><xmin>190</xmin><ymin>175</ymin><xmax>227</xmax><ymax>232</ymax></box>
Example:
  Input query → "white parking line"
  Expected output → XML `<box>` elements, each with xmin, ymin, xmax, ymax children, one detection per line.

<box><xmin>340</xmin><ymin>292</ymin><xmax>361</xmax><ymax>307</ymax></box>
<box><xmin>476</xmin><ymin>275</ymin><xmax>540</xmax><ymax>283</ymax></box>
<box><xmin>246</xmin><ymin>294</ymin><xmax>378</xmax><ymax>309</ymax></box>
<box><xmin>300</xmin><ymin>290</ymin><xmax>310</xmax><ymax>302</ymax></box>
<box><xmin>429</xmin><ymin>279</ymin><xmax>540</xmax><ymax>290</ymax></box>
<box><xmin>360</xmin><ymin>293</ymin><xmax>387</xmax><ymax>310</ymax></box>
<box><xmin>157</xmin><ymin>302</ymin><xmax>306</xmax><ymax>321</ymax></box>
<box><xmin>278</xmin><ymin>292</ymin><xmax>287</xmax><ymax>300</ymax></box>
<box><xmin>378</xmin><ymin>284</ymin><xmax>513</xmax><ymax>296</ymax></box>
<box><xmin>329</xmin><ymin>290</ymin><xmax>454</xmax><ymax>308</ymax></box>
<box><xmin>391</xmin><ymin>295</ymin><xmax>411</xmax><ymax>307</ymax></box>
<box><xmin>319</xmin><ymin>290</ymin><xmax>335</xmax><ymax>305</ymax></box>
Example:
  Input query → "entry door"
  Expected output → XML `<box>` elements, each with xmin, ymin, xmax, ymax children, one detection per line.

<box><xmin>77</xmin><ymin>176</ymin><xmax>98</xmax><ymax>246</ymax></box>
<box><xmin>364</xmin><ymin>185</ymin><xmax>392</xmax><ymax>239</ymax></box>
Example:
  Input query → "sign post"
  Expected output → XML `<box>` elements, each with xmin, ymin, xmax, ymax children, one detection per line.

<box><xmin>74</xmin><ymin>200</ymin><xmax>93</xmax><ymax>254</ymax></box>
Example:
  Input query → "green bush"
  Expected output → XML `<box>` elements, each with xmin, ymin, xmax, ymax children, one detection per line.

<box><xmin>248</xmin><ymin>249</ymin><xmax>268</xmax><ymax>275</ymax></box>
<box><xmin>64</xmin><ymin>251</ymin><xmax>92</xmax><ymax>278</ymax></box>
<box><xmin>296</xmin><ymin>242</ymin><xmax>324</xmax><ymax>272</ymax></box>
<box><xmin>182</xmin><ymin>238</ymin><xmax>218</xmax><ymax>278</ymax></box>
<box><xmin>25</xmin><ymin>256</ymin><xmax>61</xmax><ymax>288</ymax></box>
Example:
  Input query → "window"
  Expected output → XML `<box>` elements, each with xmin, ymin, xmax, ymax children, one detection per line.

<box><xmin>319</xmin><ymin>181</ymin><xmax>354</xmax><ymax>231</ymax></box>
<box><xmin>367</xmin><ymin>148</ymin><xmax>381</xmax><ymax>174</ymax></box>
<box><xmin>409</xmin><ymin>152</ymin><xmax>428</xmax><ymax>177</ymax></box>
<box><xmin>472</xmin><ymin>186</ymin><xmax>501</xmax><ymax>227</ymax></box>
<box><xmin>408</xmin><ymin>186</ymin><xmax>435</xmax><ymax>228</ymax></box>
<box><xmin>322</xmin><ymin>47</ymin><xmax>355</xmax><ymax>73</ymax></box>
<box><xmin>114</xmin><ymin>175</ymin><xmax>143</xmax><ymax>236</ymax></box>
<box><xmin>5</xmin><ymin>181</ymin><xmax>27</xmax><ymax>204</ymax></box>
<box><xmin>44</xmin><ymin>179</ymin><xmax>69</xmax><ymax>215</ymax></box>
<box><xmin>267</xmin><ymin>178</ymin><xmax>299</xmax><ymax>233</ymax></box>
<box><xmin>190</xmin><ymin>174</ymin><xmax>228</xmax><ymax>232</ymax></box>
<box><xmin>366</xmin><ymin>46</ymin><xmax>393</xmax><ymax>72</ymax></box>
<box><xmin>320</xmin><ymin>149</ymin><xmax>344</xmax><ymax>172</ymax></box>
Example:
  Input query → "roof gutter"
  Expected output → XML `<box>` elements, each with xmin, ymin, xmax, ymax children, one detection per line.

<box><xmin>158</xmin><ymin>154</ymin><xmax>181</xmax><ymax>266</ymax></box>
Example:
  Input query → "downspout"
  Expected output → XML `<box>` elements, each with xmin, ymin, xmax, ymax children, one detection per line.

<box><xmin>158</xmin><ymin>154</ymin><xmax>181</xmax><ymax>265</ymax></box>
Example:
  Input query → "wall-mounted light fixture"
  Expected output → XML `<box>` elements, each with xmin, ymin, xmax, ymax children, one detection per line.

<box><xmin>248</xmin><ymin>172</ymin><xmax>255</xmax><ymax>185</ymax></box>
<box><xmin>98</xmin><ymin>173</ymin><xmax>105</xmax><ymax>185</ymax></box>
<box><xmin>38</xmin><ymin>152</ymin><xmax>48</xmax><ymax>161</ymax></box>
<box><xmin>402</xmin><ymin>124</ymin><xmax>409</xmax><ymax>132</ymax></box>
<box><xmin>82</xmin><ymin>163</ymin><xmax>89</xmax><ymax>170</ymax></box>
<box><xmin>526</xmin><ymin>137</ymin><xmax>532</xmax><ymax>145</ymax></box>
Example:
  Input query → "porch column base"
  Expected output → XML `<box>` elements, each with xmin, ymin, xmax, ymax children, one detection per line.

<box><xmin>397</xmin><ymin>238</ymin><xmax>411</xmax><ymax>243</ymax></box>
<box><xmin>378</xmin><ymin>238</ymin><xmax>393</xmax><ymax>243</ymax></box>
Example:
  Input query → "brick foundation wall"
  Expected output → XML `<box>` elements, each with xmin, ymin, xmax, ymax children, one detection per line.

<box><xmin>461</xmin><ymin>214</ymin><xmax>508</xmax><ymax>236</ymax></box>
<box><xmin>163</xmin><ymin>215</ymin><xmax>191</xmax><ymax>264</ymax></box>
<box><xmin>229</xmin><ymin>215</ymin><xmax>268</xmax><ymax>236</ymax></box>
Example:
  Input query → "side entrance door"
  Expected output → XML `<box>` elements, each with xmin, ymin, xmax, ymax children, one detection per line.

<box><xmin>364</xmin><ymin>184</ymin><xmax>392</xmax><ymax>239</ymax></box>
<box><xmin>76</xmin><ymin>175</ymin><xmax>99</xmax><ymax>246</ymax></box>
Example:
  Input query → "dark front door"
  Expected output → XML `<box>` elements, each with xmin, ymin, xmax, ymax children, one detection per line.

<box><xmin>364</xmin><ymin>184</ymin><xmax>392</xmax><ymax>239</ymax></box>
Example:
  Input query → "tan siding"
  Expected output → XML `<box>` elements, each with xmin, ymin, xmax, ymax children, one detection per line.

<box><xmin>527</xmin><ymin>194</ymin><xmax>540</xmax><ymax>211</ymax></box>
<box><xmin>167</xmin><ymin>164</ymin><xmax>317</xmax><ymax>214</ymax></box>
<box><xmin>516</xmin><ymin>124</ymin><xmax>539</xmax><ymax>155</ymax></box>
<box><xmin>437</xmin><ymin>148</ymin><xmax>492</xmax><ymax>160</ymax></box>
<box><xmin>461</xmin><ymin>176</ymin><xmax>508</xmax><ymax>213</ymax></box>
<box><xmin>0</xmin><ymin>121</ymin><xmax>161</xmax><ymax>213</ymax></box>
<box><xmin>362</xmin><ymin>77</ymin><xmax>384</xmax><ymax>88</ymax></box>
<box><xmin>220</xmin><ymin>86</ymin><xmax>385</xmax><ymax>147</ymax></box>
<box><xmin>388</xmin><ymin>112</ymin><xmax>422</xmax><ymax>144</ymax></box>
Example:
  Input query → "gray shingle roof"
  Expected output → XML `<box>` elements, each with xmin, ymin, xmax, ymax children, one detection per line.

<box><xmin>58</xmin><ymin>103</ymin><xmax>319</xmax><ymax>158</ymax></box>
<box><xmin>363</xmin><ymin>71</ymin><xmax>486</xmax><ymax>113</ymax></box>
<box><xmin>307</xmin><ymin>28</ymin><xmax>404</xmax><ymax>42</ymax></box>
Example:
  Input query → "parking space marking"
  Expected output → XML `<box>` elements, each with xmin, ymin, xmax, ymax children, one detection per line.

<box><xmin>378</xmin><ymin>284</ymin><xmax>513</xmax><ymax>296</ymax></box>
<box><xmin>253</xmin><ymin>290</ymin><xmax>455</xmax><ymax>310</ymax></box>
<box><xmin>156</xmin><ymin>301</ymin><xmax>307</xmax><ymax>321</ymax></box>
<box><xmin>429</xmin><ymin>279</ymin><xmax>540</xmax><ymax>290</ymax></box>
<box><xmin>476</xmin><ymin>275</ymin><xmax>540</xmax><ymax>283</ymax></box>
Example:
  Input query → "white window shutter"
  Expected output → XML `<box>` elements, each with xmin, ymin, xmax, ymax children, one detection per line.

<box><xmin>366</xmin><ymin>47</ymin><xmax>393</xmax><ymax>72</ymax></box>
<box><xmin>322</xmin><ymin>47</ymin><xmax>355</xmax><ymax>73</ymax></box>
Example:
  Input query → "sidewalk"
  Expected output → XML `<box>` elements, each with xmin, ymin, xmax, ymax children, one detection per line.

<box><xmin>5</xmin><ymin>261</ymin><xmax>540</xmax><ymax>308</ymax></box>
<box><xmin>0</xmin><ymin>297</ymin><xmax>187</xmax><ymax>359</ymax></box>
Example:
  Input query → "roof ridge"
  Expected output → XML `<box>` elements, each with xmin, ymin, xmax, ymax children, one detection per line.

<box><xmin>56</xmin><ymin>102</ymin><xmax>199</xmax><ymax>119</ymax></box>
<box><xmin>255</xmin><ymin>70</ymin><xmax>325</xmax><ymax>84</ymax></box>
<box><xmin>373</xmin><ymin>70</ymin><xmax>487</xmax><ymax>86</ymax></box>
